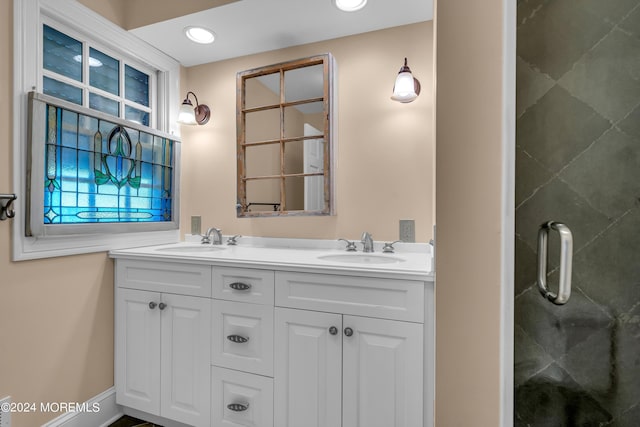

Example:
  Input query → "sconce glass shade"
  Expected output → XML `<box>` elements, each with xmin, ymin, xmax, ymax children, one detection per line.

<box><xmin>391</xmin><ymin>58</ymin><xmax>421</xmax><ymax>103</ymax></box>
<box><xmin>177</xmin><ymin>92</ymin><xmax>210</xmax><ymax>125</ymax></box>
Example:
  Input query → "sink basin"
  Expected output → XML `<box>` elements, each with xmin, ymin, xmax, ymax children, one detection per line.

<box><xmin>317</xmin><ymin>253</ymin><xmax>405</xmax><ymax>264</ymax></box>
<box><xmin>155</xmin><ymin>245</ymin><xmax>227</xmax><ymax>252</ymax></box>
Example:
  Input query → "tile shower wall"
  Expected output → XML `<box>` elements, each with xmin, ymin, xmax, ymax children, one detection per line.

<box><xmin>515</xmin><ymin>0</ymin><xmax>640</xmax><ymax>425</ymax></box>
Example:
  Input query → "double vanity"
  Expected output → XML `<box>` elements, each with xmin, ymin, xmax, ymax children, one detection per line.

<box><xmin>110</xmin><ymin>237</ymin><xmax>434</xmax><ymax>427</ymax></box>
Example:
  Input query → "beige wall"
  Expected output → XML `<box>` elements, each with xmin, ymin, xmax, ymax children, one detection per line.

<box><xmin>0</xmin><ymin>2</ymin><xmax>115</xmax><ymax>426</ymax></box>
<box><xmin>79</xmin><ymin>0</ymin><xmax>239</xmax><ymax>30</ymax></box>
<box><xmin>181</xmin><ymin>22</ymin><xmax>435</xmax><ymax>242</ymax></box>
<box><xmin>77</xmin><ymin>0</ymin><xmax>127</xmax><ymax>28</ymax></box>
<box><xmin>434</xmin><ymin>0</ymin><xmax>510</xmax><ymax>425</ymax></box>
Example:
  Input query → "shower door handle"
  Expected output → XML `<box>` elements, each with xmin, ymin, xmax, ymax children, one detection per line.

<box><xmin>537</xmin><ymin>221</ymin><xmax>573</xmax><ymax>305</ymax></box>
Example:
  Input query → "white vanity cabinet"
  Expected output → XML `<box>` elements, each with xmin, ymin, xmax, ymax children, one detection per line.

<box><xmin>274</xmin><ymin>271</ymin><xmax>429</xmax><ymax>427</ymax></box>
<box><xmin>111</xmin><ymin>247</ymin><xmax>434</xmax><ymax>427</ymax></box>
<box><xmin>115</xmin><ymin>260</ymin><xmax>212</xmax><ymax>427</ymax></box>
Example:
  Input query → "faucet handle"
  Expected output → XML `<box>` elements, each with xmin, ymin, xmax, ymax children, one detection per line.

<box><xmin>338</xmin><ymin>238</ymin><xmax>358</xmax><ymax>252</ymax></box>
<box><xmin>227</xmin><ymin>235</ymin><xmax>242</xmax><ymax>245</ymax></box>
<box><xmin>382</xmin><ymin>240</ymin><xmax>402</xmax><ymax>253</ymax></box>
<box><xmin>200</xmin><ymin>234</ymin><xmax>211</xmax><ymax>244</ymax></box>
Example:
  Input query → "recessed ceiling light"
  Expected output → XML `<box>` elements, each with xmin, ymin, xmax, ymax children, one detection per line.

<box><xmin>184</xmin><ymin>26</ymin><xmax>216</xmax><ymax>44</ymax></box>
<box><xmin>333</xmin><ymin>0</ymin><xmax>368</xmax><ymax>12</ymax></box>
<box><xmin>73</xmin><ymin>54</ymin><xmax>103</xmax><ymax>67</ymax></box>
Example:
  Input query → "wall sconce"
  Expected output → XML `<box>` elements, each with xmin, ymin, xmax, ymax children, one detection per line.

<box><xmin>177</xmin><ymin>91</ymin><xmax>211</xmax><ymax>125</ymax></box>
<box><xmin>391</xmin><ymin>58</ymin><xmax>421</xmax><ymax>103</ymax></box>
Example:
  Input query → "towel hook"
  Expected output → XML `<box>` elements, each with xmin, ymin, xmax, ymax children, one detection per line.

<box><xmin>0</xmin><ymin>193</ymin><xmax>17</xmax><ymax>221</ymax></box>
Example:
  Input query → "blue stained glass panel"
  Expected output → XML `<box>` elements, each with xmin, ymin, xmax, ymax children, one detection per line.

<box><xmin>89</xmin><ymin>93</ymin><xmax>119</xmax><ymax>117</ymax></box>
<box><xmin>89</xmin><ymin>48</ymin><xmax>119</xmax><ymax>95</ymax></box>
<box><xmin>61</xmin><ymin>110</ymin><xmax>78</xmax><ymax>148</ymax></box>
<box><xmin>125</xmin><ymin>65</ymin><xmax>150</xmax><ymax>107</ymax></box>
<box><xmin>43</xmin><ymin>25</ymin><xmax>82</xmax><ymax>82</ymax></box>
<box><xmin>44</xmin><ymin>77</ymin><xmax>82</xmax><ymax>105</ymax></box>
<box><xmin>78</xmin><ymin>115</ymin><xmax>98</xmax><ymax>152</ymax></box>
<box><xmin>43</xmin><ymin>103</ymin><xmax>175</xmax><ymax>225</ymax></box>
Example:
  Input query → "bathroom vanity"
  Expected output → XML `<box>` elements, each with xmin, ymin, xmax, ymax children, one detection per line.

<box><xmin>110</xmin><ymin>238</ymin><xmax>434</xmax><ymax>427</ymax></box>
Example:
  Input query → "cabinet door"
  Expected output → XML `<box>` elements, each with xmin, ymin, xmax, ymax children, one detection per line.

<box><xmin>115</xmin><ymin>288</ymin><xmax>161</xmax><ymax>415</ymax></box>
<box><xmin>342</xmin><ymin>316</ymin><xmax>423</xmax><ymax>427</ymax></box>
<box><xmin>274</xmin><ymin>308</ymin><xmax>342</xmax><ymax>427</ymax></box>
<box><xmin>160</xmin><ymin>293</ymin><xmax>212</xmax><ymax>427</ymax></box>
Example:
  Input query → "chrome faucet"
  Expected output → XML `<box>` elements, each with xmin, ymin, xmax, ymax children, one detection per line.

<box><xmin>202</xmin><ymin>227</ymin><xmax>223</xmax><ymax>245</ymax></box>
<box><xmin>361</xmin><ymin>231</ymin><xmax>374</xmax><ymax>253</ymax></box>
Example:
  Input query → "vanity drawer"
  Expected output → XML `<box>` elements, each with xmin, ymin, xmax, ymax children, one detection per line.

<box><xmin>213</xmin><ymin>266</ymin><xmax>274</xmax><ymax>305</ymax></box>
<box><xmin>116</xmin><ymin>259</ymin><xmax>212</xmax><ymax>298</ymax></box>
<box><xmin>275</xmin><ymin>271</ymin><xmax>425</xmax><ymax>323</ymax></box>
<box><xmin>211</xmin><ymin>366</ymin><xmax>273</xmax><ymax>427</ymax></box>
<box><xmin>212</xmin><ymin>300</ymin><xmax>274</xmax><ymax>376</ymax></box>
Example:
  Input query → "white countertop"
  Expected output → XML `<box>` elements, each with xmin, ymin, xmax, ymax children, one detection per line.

<box><xmin>109</xmin><ymin>236</ymin><xmax>434</xmax><ymax>281</ymax></box>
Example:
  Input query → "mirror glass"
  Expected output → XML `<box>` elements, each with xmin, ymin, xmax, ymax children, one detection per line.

<box><xmin>237</xmin><ymin>54</ymin><xmax>335</xmax><ymax>217</ymax></box>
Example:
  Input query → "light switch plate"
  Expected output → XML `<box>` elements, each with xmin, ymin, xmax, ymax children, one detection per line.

<box><xmin>399</xmin><ymin>219</ymin><xmax>415</xmax><ymax>243</ymax></box>
<box><xmin>191</xmin><ymin>216</ymin><xmax>201</xmax><ymax>235</ymax></box>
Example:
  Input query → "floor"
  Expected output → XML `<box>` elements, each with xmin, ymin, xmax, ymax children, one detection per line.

<box><xmin>108</xmin><ymin>415</ymin><xmax>162</xmax><ymax>427</ymax></box>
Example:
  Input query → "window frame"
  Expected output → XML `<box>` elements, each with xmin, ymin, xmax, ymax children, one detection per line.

<box><xmin>13</xmin><ymin>0</ymin><xmax>182</xmax><ymax>260</ymax></box>
<box><xmin>41</xmin><ymin>18</ymin><xmax>157</xmax><ymax>128</ymax></box>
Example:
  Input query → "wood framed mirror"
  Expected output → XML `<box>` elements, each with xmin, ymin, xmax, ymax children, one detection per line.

<box><xmin>236</xmin><ymin>54</ymin><xmax>335</xmax><ymax>217</ymax></box>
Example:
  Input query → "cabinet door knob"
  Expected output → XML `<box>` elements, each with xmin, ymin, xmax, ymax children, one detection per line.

<box><xmin>344</xmin><ymin>327</ymin><xmax>354</xmax><ymax>337</ymax></box>
<box><xmin>148</xmin><ymin>302</ymin><xmax>157</xmax><ymax>309</ymax></box>
<box><xmin>329</xmin><ymin>326</ymin><xmax>338</xmax><ymax>335</ymax></box>
<box><xmin>227</xmin><ymin>402</ymin><xmax>249</xmax><ymax>412</ymax></box>
<box><xmin>229</xmin><ymin>282</ymin><xmax>252</xmax><ymax>291</ymax></box>
<box><xmin>227</xmin><ymin>334</ymin><xmax>249</xmax><ymax>343</ymax></box>
<box><xmin>158</xmin><ymin>302</ymin><xmax>167</xmax><ymax>310</ymax></box>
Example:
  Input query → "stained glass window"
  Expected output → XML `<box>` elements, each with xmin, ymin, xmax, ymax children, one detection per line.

<box><xmin>40</xmin><ymin>99</ymin><xmax>174</xmax><ymax>226</ymax></box>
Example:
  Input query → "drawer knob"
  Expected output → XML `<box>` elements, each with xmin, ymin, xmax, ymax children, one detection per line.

<box><xmin>344</xmin><ymin>327</ymin><xmax>354</xmax><ymax>337</ymax></box>
<box><xmin>148</xmin><ymin>302</ymin><xmax>157</xmax><ymax>309</ymax></box>
<box><xmin>158</xmin><ymin>302</ymin><xmax>167</xmax><ymax>310</ymax></box>
<box><xmin>329</xmin><ymin>326</ymin><xmax>338</xmax><ymax>335</ymax></box>
<box><xmin>227</xmin><ymin>334</ymin><xmax>250</xmax><ymax>343</ymax></box>
<box><xmin>227</xmin><ymin>402</ymin><xmax>249</xmax><ymax>412</ymax></box>
<box><xmin>229</xmin><ymin>282</ymin><xmax>252</xmax><ymax>291</ymax></box>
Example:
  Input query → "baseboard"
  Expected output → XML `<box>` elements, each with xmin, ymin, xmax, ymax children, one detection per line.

<box><xmin>41</xmin><ymin>387</ymin><xmax>123</xmax><ymax>427</ymax></box>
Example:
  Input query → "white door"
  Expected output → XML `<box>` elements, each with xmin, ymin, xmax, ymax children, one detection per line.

<box><xmin>274</xmin><ymin>307</ymin><xmax>342</xmax><ymax>427</ymax></box>
<box><xmin>342</xmin><ymin>316</ymin><xmax>424</xmax><ymax>427</ymax></box>
<box><xmin>303</xmin><ymin>123</ymin><xmax>324</xmax><ymax>210</ymax></box>
<box><xmin>115</xmin><ymin>288</ymin><xmax>161</xmax><ymax>415</ymax></box>
<box><xmin>160</xmin><ymin>293</ymin><xmax>212</xmax><ymax>427</ymax></box>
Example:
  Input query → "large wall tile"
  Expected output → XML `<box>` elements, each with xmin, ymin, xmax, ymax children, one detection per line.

<box><xmin>517</xmin><ymin>0</ymin><xmax>613</xmax><ymax>79</ymax></box>
<box><xmin>517</xmin><ymin>85</ymin><xmax>611</xmax><ymax>173</ymax></box>
<box><xmin>560</xmin><ymin>128</ymin><xmax>640</xmax><ymax>219</ymax></box>
<box><xmin>515</xmin><ymin>363</ymin><xmax>612</xmax><ymax>426</ymax></box>
<box><xmin>559</xmin><ymin>29</ymin><xmax>640</xmax><ymax>123</ymax></box>
<box><xmin>573</xmin><ymin>209</ymin><xmax>640</xmax><ymax>314</ymax></box>
<box><xmin>516</xmin><ymin>178</ymin><xmax>610</xmax><ymax>254</ymax></box>
<box><xmin>515</xmin><ymin>286</ymin><xmax>611</xmax><ymax>361</ymax></box>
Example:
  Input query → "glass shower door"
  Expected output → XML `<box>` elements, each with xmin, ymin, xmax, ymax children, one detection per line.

<box><xmin>514</xmin><ymin>0</ymin><xmax>640</xmax><ymax>425</ymax></box>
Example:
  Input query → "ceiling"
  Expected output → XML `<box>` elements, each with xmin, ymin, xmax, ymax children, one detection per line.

<box><xmin>130</xmin><ymin>0</ymin><xmax>433</xmax><ymax>67</ymax></box>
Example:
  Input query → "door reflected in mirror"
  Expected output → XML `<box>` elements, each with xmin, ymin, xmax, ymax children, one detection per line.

<box><xmin>237</xmin><ymin>54</ymin><xmax>335</xmax><ymax>217</ymax></box>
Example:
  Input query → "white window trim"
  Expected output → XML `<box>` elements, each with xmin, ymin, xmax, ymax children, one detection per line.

<box><xmin>13</xmin><ymin>0</ymin><xmax>183</xmax><ymax>261</ymax></box>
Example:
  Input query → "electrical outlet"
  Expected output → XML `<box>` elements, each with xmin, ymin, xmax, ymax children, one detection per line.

<box><xmin>399</xmin><ymin>219</ymin><xmax>415</xmax><ymax>243</ymax></box>
<box><xmin>190</xmin><ymin>216</ymin><xmax>202</xmax><ymax>235</ymax></box>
